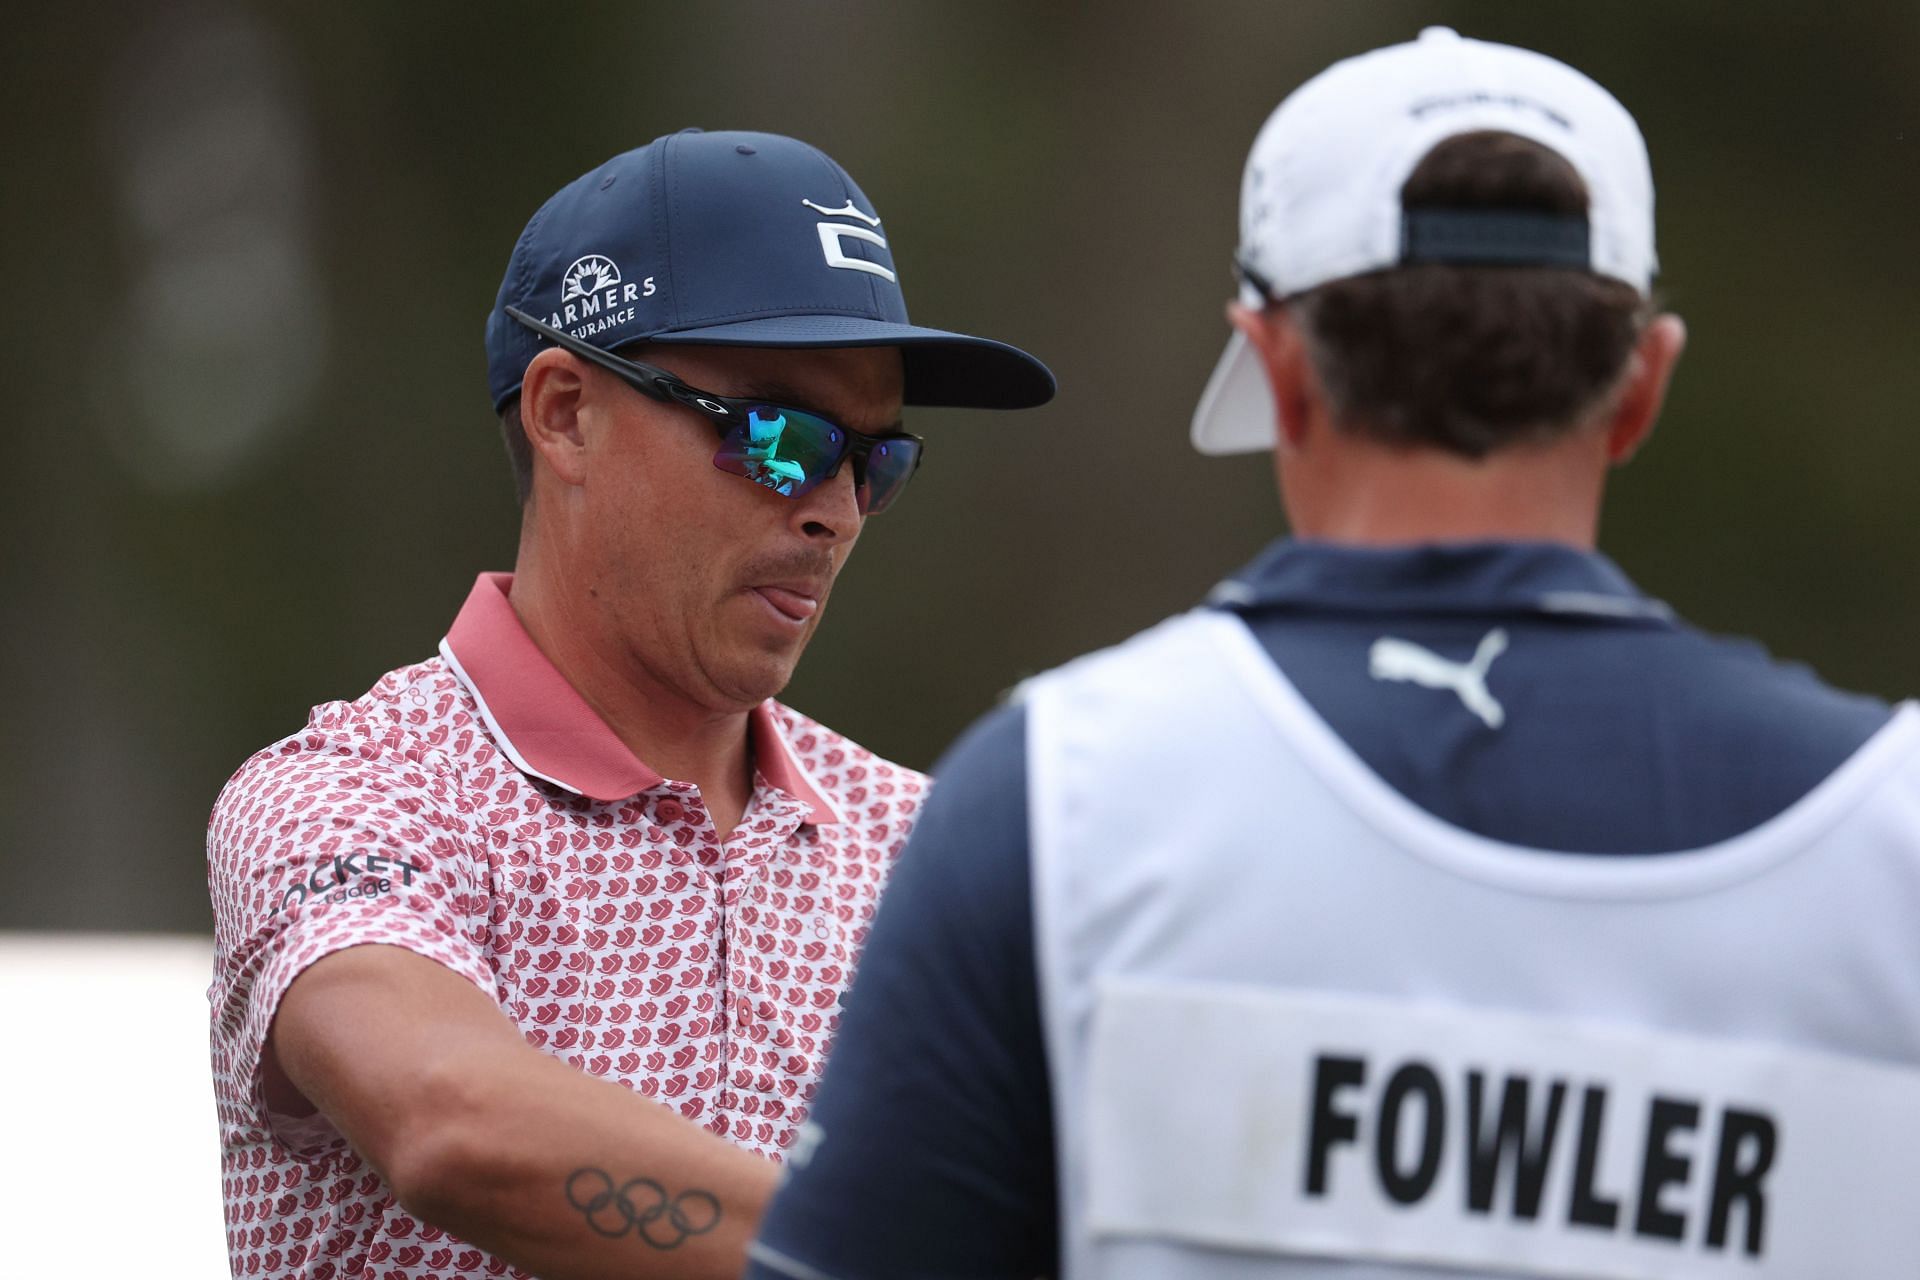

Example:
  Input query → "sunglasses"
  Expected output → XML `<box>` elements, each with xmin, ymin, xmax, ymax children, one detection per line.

<box><xmin>505</xmin><ymin>306</ymin><xmax>924</xmax><ymax>515</ymax></box>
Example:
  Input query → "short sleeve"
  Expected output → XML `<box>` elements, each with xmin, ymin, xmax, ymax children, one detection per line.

<box><xmin>207</xmin><ymin>729</ymin><xmax>496</xmax><ymax>1157</ymax></box>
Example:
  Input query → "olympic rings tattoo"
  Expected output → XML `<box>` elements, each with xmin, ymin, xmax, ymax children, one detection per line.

<box><xmin>565</xmin><ymin>1167</ymin><xmax>722</xmax><ymax>1250</ymax></box>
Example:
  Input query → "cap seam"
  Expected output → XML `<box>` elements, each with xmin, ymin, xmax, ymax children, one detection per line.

<box><xmin>657</xmin><ymin>136</ymin><xmax>681</xmax><ymax>331</ymax></box>
<box><xmin>491</xmin><ymin>198</ymin><xmax>557</xmax><ymax>407</ymax></box>
<box><xmin>513</xmin><ymin>200</ymin><xmax>551</xmax><ymax>303</ymax></box>
<box><xmin>800</xmin><ymin>143</ymin><xmax>884</xmax><ymax>314</ymax></box>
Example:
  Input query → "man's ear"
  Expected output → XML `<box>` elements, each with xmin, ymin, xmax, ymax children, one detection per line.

<box><xmin>1227</xmin><ymin>301</ymin><xmax>1315</xmax><ymax>450</ymax></box>
<box><xmin>519</xmin><ymin>349</ymin><xmax>594</xmax><ymax>488</ymax></box>
<box><xmin>1605</xmin><ymin>313</ymin><xmax>1686</xmax><ymax>465</ymax></box>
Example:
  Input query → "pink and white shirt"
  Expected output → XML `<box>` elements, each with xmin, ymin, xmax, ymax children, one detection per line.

<box><xmin>207</xmin><ymin>572</ymin><xmax>927</xmax><ymax>1280</ymax></box>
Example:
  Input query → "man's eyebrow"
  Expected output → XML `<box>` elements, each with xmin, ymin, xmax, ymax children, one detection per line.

<box><xmin>741</xmin><ymin>381</ymin><xmax>903</xmax><ymax>435</ymax></box>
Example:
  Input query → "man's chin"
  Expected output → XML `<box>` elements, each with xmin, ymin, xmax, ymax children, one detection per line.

<box><xmin>704</xmin><ymin>597</ymin><xmax>820</xmax><ymax>705</ymax></box>
<box><xmin>706</xmin><ymin>647</ymin><xmax>803</xmax><ymax>710</ymax></box>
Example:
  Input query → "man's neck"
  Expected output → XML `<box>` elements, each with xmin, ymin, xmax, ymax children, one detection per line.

<box><xmin>506</xmin><ymin>552</ymin><xmax>755</xmax><ymax>837</ymax></box>
<box><xmin>1281</xmin><ymin>433</ymin><xmax>1608</xmax><ymax>549</ymax></box>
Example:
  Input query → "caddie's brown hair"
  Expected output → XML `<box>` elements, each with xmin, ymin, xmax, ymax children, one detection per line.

<box><xmin>1289</xmin><ymin>130</ymin><xmax>1652</xmax><ymax>459</ymax></box>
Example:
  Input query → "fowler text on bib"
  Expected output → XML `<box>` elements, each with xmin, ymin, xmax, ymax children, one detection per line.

<box><xmin>1085</xmin><ymin>982</ymin><xmax>1920</xmax><ymax>1279</ymax></box>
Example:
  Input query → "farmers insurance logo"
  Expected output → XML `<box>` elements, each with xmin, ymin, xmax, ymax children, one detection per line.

<box><xmin>803</xmin><ymin>198</ymin><xmax>897</xmax><ymax>283</ymax></box>
<box><xmin>548</xmin><ymin>253</ymin><xmax>656</xmax><ymax>339</ymax></box>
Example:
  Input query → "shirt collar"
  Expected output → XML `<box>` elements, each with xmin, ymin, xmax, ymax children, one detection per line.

<box><xmin>439</xmin><ymin>573</ymin><xmax>844</xmax><ymax>822</ymax></box>
<box><xmin>751</xmin><ymin>708</ymin><xmax>847</xmax><ymax>826</ymax></box>
<box><xmin>1205</xmin><ymin>538</ymin><xmax>1675</xmax><ymax>623</ymax></box>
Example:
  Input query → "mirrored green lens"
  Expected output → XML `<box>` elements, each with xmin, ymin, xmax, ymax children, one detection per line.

<box><xmin>858</xmin><ymin>436</ymin><xmax>922</xmax><ymax>514</ymax></box>
<box><xmin>713</xmin><ymin>407</ymin><xmax>844</xmax><ymax>497</ymax></box>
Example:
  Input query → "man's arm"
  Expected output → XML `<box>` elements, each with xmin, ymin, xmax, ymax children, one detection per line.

<box><xmin>271</xmin><ymin>943</ymin><xmax>778</xmax><ymax>1280</ymax></box>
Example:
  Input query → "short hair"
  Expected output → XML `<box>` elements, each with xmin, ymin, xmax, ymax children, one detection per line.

<box><xmin>498</xmin><ymin>397</ymin><xmax>533</xmax><ymax>505</ymax></box>
<box><xmin>1289</xmin><ymin>131</ymin><xmax>1652</xmax><ymax>459</ymax></box>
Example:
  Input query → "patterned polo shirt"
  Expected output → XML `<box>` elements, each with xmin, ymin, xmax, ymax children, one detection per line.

<box><xmin>207</xmin><ymin>572</ymin><xmax>927</xmax><ymax>1280</ymax></box>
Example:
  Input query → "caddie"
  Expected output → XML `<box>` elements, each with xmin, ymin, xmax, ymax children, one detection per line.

<box><xmin>747</xmin><ymin>30</ymin><xmax>1920</xmax><ymax>1280</ymax></box>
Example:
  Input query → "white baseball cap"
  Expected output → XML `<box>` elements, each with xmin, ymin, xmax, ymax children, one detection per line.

<box><xmin>1191</xmin><ymin>27</ymin><xmax>1657</xmax><ymax>456</ymax></box>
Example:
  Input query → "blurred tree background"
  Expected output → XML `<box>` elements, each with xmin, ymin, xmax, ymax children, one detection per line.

<box><xmin>3</xmin><ymin>2</ymin><xmax>1916</xmax><ymax>931</ymax></box>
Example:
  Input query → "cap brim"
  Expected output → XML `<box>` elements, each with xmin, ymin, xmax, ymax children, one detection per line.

<box><xmin>642</xmin><ymin>315</ymin><xmax>1054</xmax><ymax>410</ymax></box>
<box><xmin>1190</xmin><ymin>330</ymin><xmax>1277</xmax><ymax>455</ymax></box>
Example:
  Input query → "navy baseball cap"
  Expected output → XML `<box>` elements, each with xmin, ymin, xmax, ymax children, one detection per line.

<box><xmin>486</xmin><ymin>129</ymin><xmax>1055</xmax><ymax>412</ymax></box>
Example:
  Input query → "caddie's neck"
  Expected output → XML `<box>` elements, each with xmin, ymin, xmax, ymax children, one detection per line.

<box><xmin>1235</xmin><ymin>302</ymin><xmax>1685</xmax><ymax>552</ymax></box>
<box><xmin>1277</xmin><ymin>429</ymin><xmax>1613</xmax><ymax>550</ymax></box>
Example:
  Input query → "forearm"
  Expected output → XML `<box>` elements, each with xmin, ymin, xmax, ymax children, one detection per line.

<box><xmin>273</xmin><ymin>945</ymin><xmax>780</xmax><ymax>1280</ymax></box>
<box><xmin>390</xmin><ymin>1042</ymin><xmax>778</xmax><ymax>1280</ymax></box>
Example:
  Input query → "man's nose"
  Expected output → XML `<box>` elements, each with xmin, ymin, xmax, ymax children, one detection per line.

<box><xmin>791</xmin><ymin>465</ymin><xmax>863</xmax><ymax>545</ymax></box>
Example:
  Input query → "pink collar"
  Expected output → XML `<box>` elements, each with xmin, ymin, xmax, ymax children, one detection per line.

<box><xmin>439</xmin><ymin>573</ymin><xmax>842</xmax><ymax>823</ymax></box>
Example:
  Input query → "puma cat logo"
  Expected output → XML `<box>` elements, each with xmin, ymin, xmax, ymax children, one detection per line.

<box><xmin>1368</xmin><ymin>629</ymin><xmax>1509</xmax><ymax>729</ymax></box>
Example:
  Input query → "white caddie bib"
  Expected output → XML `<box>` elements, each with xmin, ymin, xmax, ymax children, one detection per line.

<box><xmin>1088</xmin><ymin>981</ymin><xmax>1920</xmax><ymax>1278</ymax></box>
<box><xmin>1027</xmin><ymin>611</ymin><xmax>1920</xmax><ymax>1280</ymax></box>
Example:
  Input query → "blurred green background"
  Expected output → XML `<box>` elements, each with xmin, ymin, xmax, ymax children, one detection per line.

<box><xmin>4</xmin><ymin>2</ymin><xmax>1916</xmax><ymax>932</ymax></box>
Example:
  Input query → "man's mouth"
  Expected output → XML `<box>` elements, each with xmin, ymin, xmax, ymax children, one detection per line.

<box><xmin>750</xmin><ymin>583</ymin><xmax>822</xmax><ymax>623</ymax></box>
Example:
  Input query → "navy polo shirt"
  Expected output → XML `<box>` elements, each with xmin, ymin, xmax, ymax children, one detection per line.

<box><xmin>747</xmin><ymin>539</ymin><xmax>1892</xmax><ymax>1280</ymax></box>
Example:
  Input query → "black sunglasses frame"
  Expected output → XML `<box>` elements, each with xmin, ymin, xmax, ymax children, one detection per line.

<box><xmin>504</xmin><ymin>305</ymin><xmax>923</xmax><ymax>512</ymax></box>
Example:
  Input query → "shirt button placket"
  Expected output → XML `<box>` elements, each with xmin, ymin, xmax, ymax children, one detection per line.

<box><xmin>675</xmin><ymin>788</ymin><xmax>731</xmax><ymax>1130</ymax></box>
